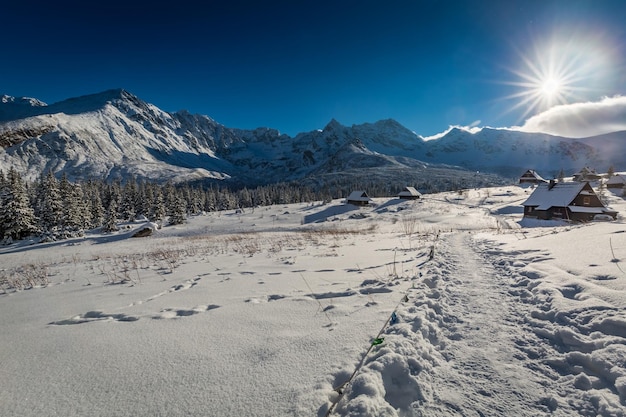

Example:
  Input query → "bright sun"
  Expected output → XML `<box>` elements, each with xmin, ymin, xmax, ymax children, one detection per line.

<box><xmin>504</xmin><ymin>63</ymin><xmax>574</xmax><ymax>121</ymax></box>
<box><xmin>540</xmin><ymin>77</ymin><xmax>562</xmax><ymax>96</ymax></box>
<box><xmin>498</xmin><ymin>33</ymin><xmax>607</xmax><ymax>123</ymax></box>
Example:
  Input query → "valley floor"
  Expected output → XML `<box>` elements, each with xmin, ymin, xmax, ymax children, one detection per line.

<box><xmin>1</xmin><ymin>186</ymin><xmax>626</xmax><ymax>416</ymax></box>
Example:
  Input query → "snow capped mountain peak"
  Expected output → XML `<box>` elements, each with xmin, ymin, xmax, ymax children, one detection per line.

<box><xmin>2</xmin><ymin>88</ymin><xmax>626</xmax><ymax>187</ymax></box>
<box><xmin>323</xmin><ymin>118</ymin><xmax>345</xmax><ymax>132</ymax></box>
<box><xmin>46</xmin><ymin>88</ymin><xmax>141</xmax><ymax>115</ymax></box>
<box><xmin>371</xmin><ymin>118</ymin><xmax>408</xmax><ymax>130</ymax></box>
<box><xmin>1</xmin><ymin>95</ymin><xmax>47</xmax><ymax>107</ymax></box>
<box><xmin>0</xmin><ymin>95</ymin><xmax>48</xmax><ymax>122</ymax></box>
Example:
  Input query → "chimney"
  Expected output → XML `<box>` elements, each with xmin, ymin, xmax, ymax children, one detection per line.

<box><xmin>548</xmin><ymin>179</ymin><xmax>557</xmax><ymax>190</ymax></box>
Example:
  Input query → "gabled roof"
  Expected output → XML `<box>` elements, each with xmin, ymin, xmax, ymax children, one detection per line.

<box><xmin>522</xmin><ymin>181</ymin><xmax>588</xmax><ymax>210</ymax></box>
<box><xmin>398</xmin><ymin>186</ymin><xmax>421</xmax><ymax>197</ymax></box>
<box><xmin>606</xmin><ymin>174</ymin><xmax>626</xmax><ymax>185</ymax></box>
<box><xmin>575</xmin><ymin>166</ymin><xmax>597</xmax><ymax>175</ymax></box>
<box><xmin>573</xmin><ymin>166</ymin><xmax>602</xmax><ymax>181</ymax></box>
<box><xmin>520</xmin><ymin>169</ymin><xmax>545</xmax><ymax>180</ymax></box>
<box><xmin>346</xmin><ymin>191</ymin><xmax>371</xmax><ymax>202</ymax></box>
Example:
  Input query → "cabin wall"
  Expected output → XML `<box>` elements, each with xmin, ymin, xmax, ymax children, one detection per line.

<box><xmin>347</xmin><ymin>200</ymin><xmax>369</xmax><ymax>206</ymax></box>
<box><xmin>571</xmin><ymin>193</ymin><xmax>603</xmax><ymax>207</ymax></box>
<box><xmin>524</xmin><ymin>206</ymin><xmax>568</xmax><ymax>221</ymax></box>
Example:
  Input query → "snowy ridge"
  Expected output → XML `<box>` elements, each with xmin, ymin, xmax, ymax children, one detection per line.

<box><xmin>2</xmin><ymin>89</ymin><xmax>626</xmax><ymax>185</ymax></box>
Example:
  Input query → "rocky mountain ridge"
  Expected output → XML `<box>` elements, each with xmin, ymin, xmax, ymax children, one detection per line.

<box><xmin>1</xmin><ymin>89</ymin><xmax>624</xmax><ymax>188</ymax></box>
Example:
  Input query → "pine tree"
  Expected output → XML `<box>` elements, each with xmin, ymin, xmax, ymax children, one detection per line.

<box><xmin>239</xmin><ymin>187</ymin><xmax>253</xmax><ymax>208</ymax></box>
<box><xmin>85</xmin><ymin>181</ymin><xmax>104</xmax><ymax>229</ymax></box>
<box><xmin>168</xmin><ymin>196</ymin><xmax>187</xmax><ymax>225</ymax></box>
<box><xmin>75</xmin><ymin>183</ymin><xmax>92</xmax><ymax>232</ymax></box>
<box><xmin>102</xmin><ymin>198</ymin><xmax>119</xmax><ymax>232</ymax></box>
<box><xmin>0</xmin><ymin>170</ymin><xmax>8</xmax><ymax>239</ymax></box>
<box><xmin>35</xmin><ymin>171</ymin><xmax>64</xmax><ymax>233</ymax></box>
<box><xmin>105</xmin><ymin>180</ymin><xmax>122</xmax><ymax>220</ymax></box>
<box><xmin>120</xmin><ymin>177</ymin><xmax>138</xmax><ymax>221</ymax></box>
<box><xmin>59</xmin><ymin>174</ymin><xmax>84</xmax><ymax>236</ymax></box>
<box><xmin>135</xmin><ymin>181</ymin><xmax>149</xmax><ymax>219</ymax></box>
<box><xmin>204</xmin><ymin>187</ymin><xmax>217</xmax><ymax>212</ymax></box>
<box><xmin>0</xmin><ymin>168</ymin><xmax>37</xmax><ymax>241</ymax></box>
<box><xmin>148</xmin><ymin>186</ymin><xmax>166</xmax><ymax>226</ymax></box>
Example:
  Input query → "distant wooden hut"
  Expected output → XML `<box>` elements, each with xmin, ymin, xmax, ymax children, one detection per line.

<box><xmin>606</xmin><ymin>174</ymin><xmax>626</xmax><ymax>189</ymax></box>
<box><xmin>346</xmin><ymin>191</ymin><xmax>371</xmax><ymax>206</ymax></box>
<box><xmin>397</xmin><ymin>186</ymin><xmax>422</xmax><ymax>200</ymax></box>
<box><xmin>572</xmin><ymin>167</ymin><xmax>602</xmax><ymax>182</ymax></box>
<box><xmin>518</xmin><ymin>169</ymin><xmax>547</xmax><ymax>185</ymax></box>
<box><xmin>522</xmin><ymin>180</ymin><xmax>617</xmax><ymax>222</ymax></box>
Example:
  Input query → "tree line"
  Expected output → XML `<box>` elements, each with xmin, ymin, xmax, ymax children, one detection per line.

<box><xmin>0</xmin><ymin>166</ymin><xmax>498</xmax><ymax>243</ymax></box>
<box><xmin>0</xmin><ymin>168</ymin><xmax>338</xmax><ymax>243</ymax></box>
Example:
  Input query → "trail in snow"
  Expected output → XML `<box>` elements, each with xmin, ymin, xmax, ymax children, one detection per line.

<box><xmin>333</xmin><ymin>232</ymin><xmax>559</xmax><ymax>416</ymax></box>
<box><xmin>411</xmin><ymin>232</ymin><xmax>553</xmax><ymax>416</ymax></box>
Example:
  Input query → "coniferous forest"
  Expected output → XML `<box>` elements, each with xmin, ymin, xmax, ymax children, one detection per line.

<box><xmin>0</xmin><ymin>166</ymin><xmax>503</xmax><ymax>243</ymax></box>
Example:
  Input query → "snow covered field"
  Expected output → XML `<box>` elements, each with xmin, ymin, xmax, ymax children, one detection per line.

<box><xmin>2</xmin><ymin>185</ymin><xmax>626</xmax><ymax>416</ymax></box>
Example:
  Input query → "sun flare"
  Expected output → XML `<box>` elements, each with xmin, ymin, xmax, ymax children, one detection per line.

<box><xmin>498</xmin><ymin>32</ymin><xmax>612</xmax><ymax>123</ymax></box>
<box><xmin>540</xmin><ymin>77</ymin><xmax>561</xmax><ymax>97</ymax></box>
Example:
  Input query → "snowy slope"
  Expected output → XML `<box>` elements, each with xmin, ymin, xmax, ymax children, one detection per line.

<box><xmin>0</xmin><ymin>90</ymin><xmax>233</xmax><ymax>183</ymax></box>
<box><xmin>2</xmin><ymin>185</ymin><xmax>626</xmax><ymax>416</ymax></box>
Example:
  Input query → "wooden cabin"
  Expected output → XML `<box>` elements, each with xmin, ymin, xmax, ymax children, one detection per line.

<box><xmin>397</xmin><ymin>187</ymin><xmax>422</xmax><ymax>200</ymax></box>
<box><xmin>522</xmin><ymin>180</ymin><xmax>617</xmax><ymax>222</ymax></box>
<box><xmin>606</xmin><ymin>174</ymin><xmax>626</xmax><ymax>189</ymax></box>
<box><xmin>346</xmin><ymin>191</ymin><xmax>371</xmax><ymax>206</ymax></box>
<box><xmin>572</xmin><ymin>167</ymin><xmax>602</xmax><ymax>182</ymax></box>
<box><xmin>518</xmin><ymin>169</ymin><xmax>547</xmax><ymax>185</ymax></box>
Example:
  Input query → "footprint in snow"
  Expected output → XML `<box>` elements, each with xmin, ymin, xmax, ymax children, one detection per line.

<box><xmin>49</xmin><ymin>311</ymin><xmax>140</xmax><ymax>325</ymax></box>
<box><xmin>152</xmin><ymin>304</ymin><xmax>220</xmax><ymax>320</ymax></box>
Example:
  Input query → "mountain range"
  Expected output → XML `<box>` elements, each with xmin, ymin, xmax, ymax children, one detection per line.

<box><xmin>1</xmin><ymin>89</ymin><xmax>625</xmax><ymax>189</ymax></box>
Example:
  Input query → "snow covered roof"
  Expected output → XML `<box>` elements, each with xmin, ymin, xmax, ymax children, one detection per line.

<box><xmin>606</xmin><ymin>175</ymin><xmax>626</xmax><ymax>186</ymax></box>
<box><xmin>398</xmin><ymin>186</ymin><xmax>421</xmax><ymax>197</ymax></box>
<box><xmin>522</xmin><ymin>181</ymin><xmax>587</xmax><ymax>210</ymax></box>
<box><xmin>346</xmin><ymin>191</ymin><xmax>371</xmax><ymax>202</ymax></box>
<box><xmin>519</xmin><ymin>169</ymin><xmax>546</xmax><ymax>181</ymax></box>
<box><xmin>568</xmin><ymin>206</ymin><xmax>609</xmax><ymax>214</ymax></box>
<box><xmin>575</xmin><ymin>166</ymin><xmax>597</xmax><ymax>175</ymax></box>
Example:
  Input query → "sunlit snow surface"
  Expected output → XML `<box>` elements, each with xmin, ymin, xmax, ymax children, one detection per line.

<box><xmin>2</xmin><ymin>185</ymin><xmax>626</xmax><ymax>416</ymax></box>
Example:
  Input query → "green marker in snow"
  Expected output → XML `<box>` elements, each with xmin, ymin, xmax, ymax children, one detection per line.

<box><xmin>372</xmin><ymin>338</ymin><xmax>384</xmax><ymax>346</ymax></box>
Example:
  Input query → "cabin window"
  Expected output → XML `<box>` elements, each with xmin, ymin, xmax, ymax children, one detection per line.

<box><xmin>583</xmin><ymin>196</ymin><xmax>590</xmax><ymax>205</ymax></box>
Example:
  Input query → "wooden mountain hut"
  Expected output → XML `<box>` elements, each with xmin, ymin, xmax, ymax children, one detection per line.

<box><xmin>397</xmin><ymin>187</ymin><xmax>422</xmax><ymax>200</ymax></box>
<box><xmin>346</xmin><ymin>191</ymin><xmax>372</xmax><ymax>206</ymax></box>
<box><xmin>518</xmin><ymin>169</ymin><xmax>547</xmax><ymax>185</ymax></box>
<box><xmin>522</xmin><ymin>180</ymin><xmax>617</xmax><ymax>222</ymax></box>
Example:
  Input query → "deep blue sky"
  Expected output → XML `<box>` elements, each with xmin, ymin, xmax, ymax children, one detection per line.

<box><xmin>3</xmin><ymin>0</ymin><xmax>626</xmax><ymax>137</ymax></box>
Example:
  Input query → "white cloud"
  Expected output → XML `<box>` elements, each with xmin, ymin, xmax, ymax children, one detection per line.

<box><xmin>516</xmin><ymin>96</ymin><xmax>626</xmax><ymax>138</ymax></box>
<box><xmin>422</xmin><ymin>125</ymin><xmax>482</xmax><ymax>141</ymax></box>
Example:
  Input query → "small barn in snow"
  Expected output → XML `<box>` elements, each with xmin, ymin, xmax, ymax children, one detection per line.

<box><xmin>518</xmin><ymin>169</ymin><xmax>547</xmax><ymax>185</ymax></box>
<box><xmin>346</xmin><ymin>191</ymin><xmax>371</xmax><ymax>206</ymax></box>
<box><xmin>572</xmin><ymin>167</ymin><xmax>602</xmax><ymax>182</ymax></box>
<box><xmin>522</xmin><ymin>180</ymin><xmax>617</xmax><ymax>222</ymax></box>
<box><xmin>606</xmin><ymin>174</ymin><xmax>626</xmax><ymax>189</ymax></box>
<box><xmin>397</xmin><ymin>187</ymin><xmax>422</xmax><ymax>200</ymax></box>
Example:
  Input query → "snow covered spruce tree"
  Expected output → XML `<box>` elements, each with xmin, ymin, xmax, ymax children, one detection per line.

<box><xmin>168</xmin><ymin>195</ymin><xmax>187</xmax><ymax>225</ymax></box>
<box><xmin>163</xmin><ymin>182</ymin><xmax>185</xmax><ymax>225</ymax></box>
<box><xmin>147</xmin><ymin>185</ymin><xmax>166</xmax><ymax>226</ymax></box>
<box><xmin>102</xmin><ymin>198</ymin><xmax>119</xmax><ymax>233</ymax></box>
<box><xmin>84</xmin><ymin>180</ymin><xmax>104</xmax><ymax>229</ymax></box>
<box><xmin>120</xmin><ymin>177</ymin><xmax>138</xmax><ymax>221</ymax></box>
<box><xmin>34</xmin><ymin>171</ymin><xmax>63</xmax><ymax>236</ymax></box>
<box><xmin>59</xmin><ymin>173</ymin><xmax>87</xmax><ymax>237</ymax></box>
<box><xmin>0</xmin><ymin>167</ymin><xmax>37</xmax><ymax>242</ymax></box>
